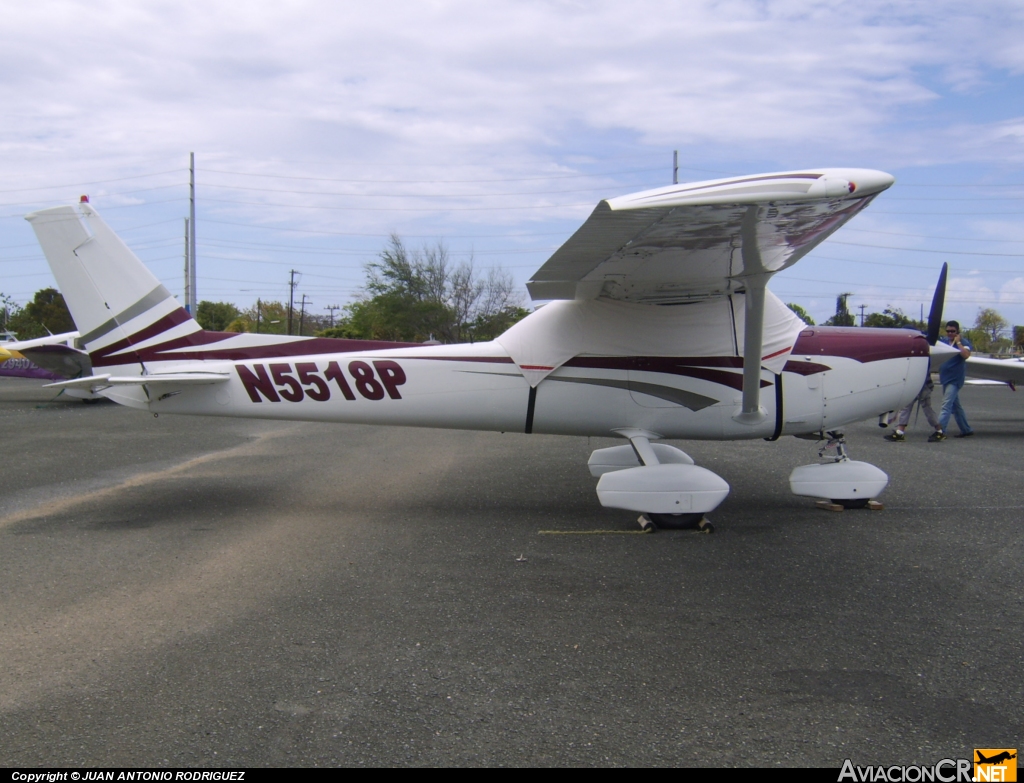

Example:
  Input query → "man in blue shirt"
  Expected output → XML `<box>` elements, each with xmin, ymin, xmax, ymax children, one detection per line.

<box><xmin>929</xmin><ymin>320</ymin><xmax>974</xmax><ymax>441</ymax></box>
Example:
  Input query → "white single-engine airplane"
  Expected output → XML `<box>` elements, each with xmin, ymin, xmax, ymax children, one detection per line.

<box><xmin>26</xmin><ymin>169</ymin><xmax>958</xmax><ymax>530</ymax></box>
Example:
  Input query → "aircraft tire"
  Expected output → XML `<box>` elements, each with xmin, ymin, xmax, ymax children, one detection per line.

<box><xmin>648</xmin><ymin>512</ymin><xmax>705</xmax><ymax>530</ymax></box>
<box><xmin>832</xmin><ymin>498</ymin><xmax>870</xmax><ymax>510</ymax></box>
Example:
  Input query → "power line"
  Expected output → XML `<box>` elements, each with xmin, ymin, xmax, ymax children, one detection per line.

<box><xmin>872</xmin><ymin>210</ymin><xmax>1024</xmax><ymax>216</ymax></box>
<box><xmin>842</xmin><ymin>227</ymin><xmax>1024</xmax><ymax>244</ymax></box>
<box><xmin>0</xmin><ymin>197</ymin><xmax>187</xmax><ymax>217</ymax></box>
<box><xmin>201</xmin><ymin>219</ymin><xmax>571</xmax><ymax>239</ymax></box>
<box><xmin>775</xmin><ymin>291</ymin><xmax>1024</xmax><ymax>305</ymax></box>
<box><xmin>827</xmin><ymin>240</ymin><xmax>1024</xmax><ymax>258</ymax></box>
<box><xmin>198</xmin><ymin>196</ymin><xmax>595</xmax><ymax>212</ymax></box>
<box><xmin>882</xmin><ymin>196</ymin><xmax>1024</xmax><ymax>201</ymax></box>
<box><xmin>0</xmin><ymin>168</ymin><xmax>184</xmax><ymax>194</ymax></box>
<box><xmin>196</xmin><ymin>181</ymin><xmax>645</xmax><ymax>198</ymax></box>
<box><xmin>798</xmin><ymin>253</ymin><xmax>1024</xmax><ymax>274</ymax></box>
<box><xmin>200</xmin><ymin>165</ymin><xmax>669</xmax><ymax>185</ymax></box>
<box><xmin>198</xmin><ymin>242</ymin><xmax>555</xmax><ymax>257</ymax></box>
<box><xmin>892</xmin><ymin>183</ymin><xmax>1024</xmax><ymax>188</ymax></box>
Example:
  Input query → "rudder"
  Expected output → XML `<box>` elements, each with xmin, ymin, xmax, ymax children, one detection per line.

<box><xmin>26</xmin><ymin>204</ymin><xmax>198</xmax><ymax>358</ymax></box>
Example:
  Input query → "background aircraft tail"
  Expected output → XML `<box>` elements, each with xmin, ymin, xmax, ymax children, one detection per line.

<box><xmin>25</xmin><ymin>203</ymin><xmax>200</xmax><ymax>363</ymax></box>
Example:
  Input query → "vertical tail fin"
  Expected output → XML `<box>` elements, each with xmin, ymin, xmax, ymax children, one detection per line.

<box><xmin>26</xmin><ymin>204</ymin><xmax>199</xmax><ymax>363</ymax></box>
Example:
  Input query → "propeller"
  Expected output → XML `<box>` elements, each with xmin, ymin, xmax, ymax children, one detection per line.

<box><xmin>925</xmin><ymin>262</ymin><xmax>958</xmax><ymax>369</ymax></box>
<box><xmin>926</xmin><ymin>262</ymin><xmax>948</xmax><ymax>346</ymax></box>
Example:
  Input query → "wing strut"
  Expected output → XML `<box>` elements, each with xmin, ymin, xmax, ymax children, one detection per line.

<box><xmin>735</xmin><ymin>274</ymin><xmax>768</xmax><ymax>424</ymax></box>
<box><xmin>734</xmin><ymin>205</ymin><xmax>770</xmax><ymax>425</ymax></box>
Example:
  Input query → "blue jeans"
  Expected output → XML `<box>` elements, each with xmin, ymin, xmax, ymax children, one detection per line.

<box><xmin>939</xmin><ymin>382</ymin><xmax>972</xmax><ymax>434</ymax></box>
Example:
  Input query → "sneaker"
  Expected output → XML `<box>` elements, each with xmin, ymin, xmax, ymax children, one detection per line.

<box><xmin>884</xmin><ymin>431</ymin><xmax>905</xmax><ymax>441</ymax></box>
<box><xmin>954</xmin><ymin>431</ymin><xmax>974</xmax><ymax>438</ymax></box>
<box><xmin>928</xmin><ymin>431</ymin><xmax>946</xmax><ymax>442</ymax></box>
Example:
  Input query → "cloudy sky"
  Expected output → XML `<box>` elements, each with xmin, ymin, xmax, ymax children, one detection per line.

<box><xmin>2</xmin><ymin>0</ymin><xmax>1024</xmax><ymax>330</ymax></box>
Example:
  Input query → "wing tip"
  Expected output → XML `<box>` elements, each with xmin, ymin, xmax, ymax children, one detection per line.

<box><xmin>605</xmin><ymin>167</ymin><xmax>894</xmax><ymax>211</ymax></box>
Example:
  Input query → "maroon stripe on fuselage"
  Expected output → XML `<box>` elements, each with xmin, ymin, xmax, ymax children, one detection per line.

<box><xmin>568</xmin><ymin>354</ymin><xmax>831</xmax><ymax>380</ymax></box>
<box><xmin>791</xmin><ymin>326</ymin><xmax>928</xmax><ymax>363</ymax></box>
<box><xmin>91</xmin><ymin>323</ymin><xmax>425</xmax><ymax>367</ymax></box>
<box><xmin>782</xmin><ymin>360</ymin><xmax>831</xmax><ymax>376</ymax></box>
<box><xmin>133</xmin><ymin>337</ymin><xmax>423</xmax><ymax>364</ymax></box>
<box><xmin>88</xmin><ymin>309</ymin><xmax>197</xmax><ymax>366</ymax></box>
<box><xmin>561</xmin><ymin>356</ymin><xmax>767</xmax><ymax>391</ymax></box>
<box><xmin>417</xmin><ymin>356</ymin><xmax>515</xmax><ymax>364</ymax></box>
<box><xmin>564</xmin><ymin>356</ymin><xmax>743</xmax><ymax>370</ymax></box>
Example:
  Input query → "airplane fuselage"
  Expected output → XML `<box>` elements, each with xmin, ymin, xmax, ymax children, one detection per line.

<box><xmin>99</xmin><ymin>325</ymin><xmax>929</xmax><ymax>441</ymax></box>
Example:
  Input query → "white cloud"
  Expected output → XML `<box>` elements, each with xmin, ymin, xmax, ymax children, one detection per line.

<box><xmin>2</xmin><ymin>0</ymin><xmax>1023</xmax><ymax>176</ymax></box>
<box><xmin>998</xmin><ymin>277</ymin><xmax>1024</xmax><ymax>309</ymax></box>
<box><xmin>3</xmin><ymin>0</ymin><xmax>1024</xmax><ymax>310</ymax></box>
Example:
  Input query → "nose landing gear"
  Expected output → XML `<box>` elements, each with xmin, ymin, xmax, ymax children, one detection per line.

<box><xmin>789</xmin><ymin>430</ymin><xmax>889</xmax><ymax>510</ymax></box>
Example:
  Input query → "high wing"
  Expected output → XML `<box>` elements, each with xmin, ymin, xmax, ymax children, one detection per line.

<box><xmin>526</xmin><ymin>168</ymin><xmax>895</xmax><ymax>422</ymax></box>
<box><xmin>528</xmin><ymin>168</ymin><xmax>895</xmax><ymax>304</ymax></box>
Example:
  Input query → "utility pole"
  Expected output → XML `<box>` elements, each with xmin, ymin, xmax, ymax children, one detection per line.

<box><xmin>189</xmin><ymin>152</ymin><xmax>197</xmax><ymax>315</ymax></box>
<box><xmin>325</xmin><ymin>304</ymin><xmax>340</xmax><ymax>328</ymax></box>
<box><xmin>287</xmin><ymin>269</ymin><xmax>299</xmax><ymax>335</ymax></box>
<box><xmin>673</xmin><ymin>150</ymin><xmax>679</xmax><ymax>185</ymax></box>
<box><xmin>858</xmin><ymin>304</ymin><xmax>867</xmax><ymax>327</ymax></box>
<box><xmin>834</xmin><ymin>293</ymin><xmax>854</xmax><ymax>326</ymax></box>
<box><xmin>183</xmin><ymin>217</ymin><xmax>190</xmax><ymax>313</ymax></box>
<box><xmin>298</xmin><ymin>294</ymin><xmax>309</xmax><ymax>336</ymax></box>
<box><xmin>256</xmin><ymin>299</ymin><xmax>262</xmax><ymax>334</ymax></box>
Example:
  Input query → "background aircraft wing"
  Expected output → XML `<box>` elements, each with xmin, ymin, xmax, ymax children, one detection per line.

<box><xmin>16</xmin><ymin>344</ymin><xmax>91</xmax><ymax>379</ymax></box>
<box><xmin>3</xmin><ymin>332</ymin><xmax>90</xmax><ymax>380</ymax></box>
<box><xmin>527</xmin><ymin>168</ymin><xmax>895</xmax><ymax>303</ymax></box>
<box><xmin>966</xmin><ymin>356</ymin><xmax>1024</xmax><ymax>386</ymax></box>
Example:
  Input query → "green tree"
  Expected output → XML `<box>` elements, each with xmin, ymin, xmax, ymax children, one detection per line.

<box><xmin>964</xmin><ymin>328</ymin><xmax>989</xmax><ymax>353</ymax></box>
<box><xmin>224</xmin><ymin>318</ymin><xmax>251</xmax><ymax>333</ymax></box>
<box><xmin>5</xmin><ymin>288</ymin><xmax>75</xmax><ymax>339</ymax></box>
<box><xmin>329</xmin><ymin>235</ymin><xmax>526</xmax><ymax>343</ymax></box>
<box><xmin>974</xmin><ymin>308</ymin><xmax>1008</xmax><ymax>346</ymax></box>
<box><xmin>823</xmin><ymin>293</ymin><xmax>854</xmax><ymax>326</ymax></box>
<box><xmin>228</xmin><ymin>300</ymin><xmax>289</xmax><ymax>334</ymax></box>
<box><xmin>785</xmin><ymin>303</ymin><xmax>815</xmax><ymax>325</ymax></box>
<box><xmin>196</xmin><ymin>301</ymin><xmax>241</xmax><ymax>331</ymax></box>
<box><xmin>1</xmin><ymin>292</ymin><xmax>19</xmax><ymax>335</ymax></box>
<box><xmin>466</xmin><ymin>305</ymin><xmax>533</xmax><ymax>342</ymax></box>
<box><xmin>1014</xmin><ymin>325</ymin><xmax>1024</xmax><ymax>353</ymax></box>
<box><xmin>863</xmin><ymin>306</ymin><xmax>914</xmax><ymax>328</ymax></box>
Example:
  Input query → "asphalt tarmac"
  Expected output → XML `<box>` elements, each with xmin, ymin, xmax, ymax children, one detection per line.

<box><xmin>0</xmin><ymin>377</ymin><xmax>1021</xmax><ymax>767</ymax></box>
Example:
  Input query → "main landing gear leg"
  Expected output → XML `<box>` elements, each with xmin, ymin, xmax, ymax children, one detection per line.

<box><xmin>588</xmin><ymin>428</ymin><xmax>728</xmax><ymax>532</ymax></box>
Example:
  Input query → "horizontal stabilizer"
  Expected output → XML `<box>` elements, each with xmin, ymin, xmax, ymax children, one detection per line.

<box><xmin>45</xmin><ymin>372</ymin><xmax>230</xmax><ymax>390</ymax></box>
